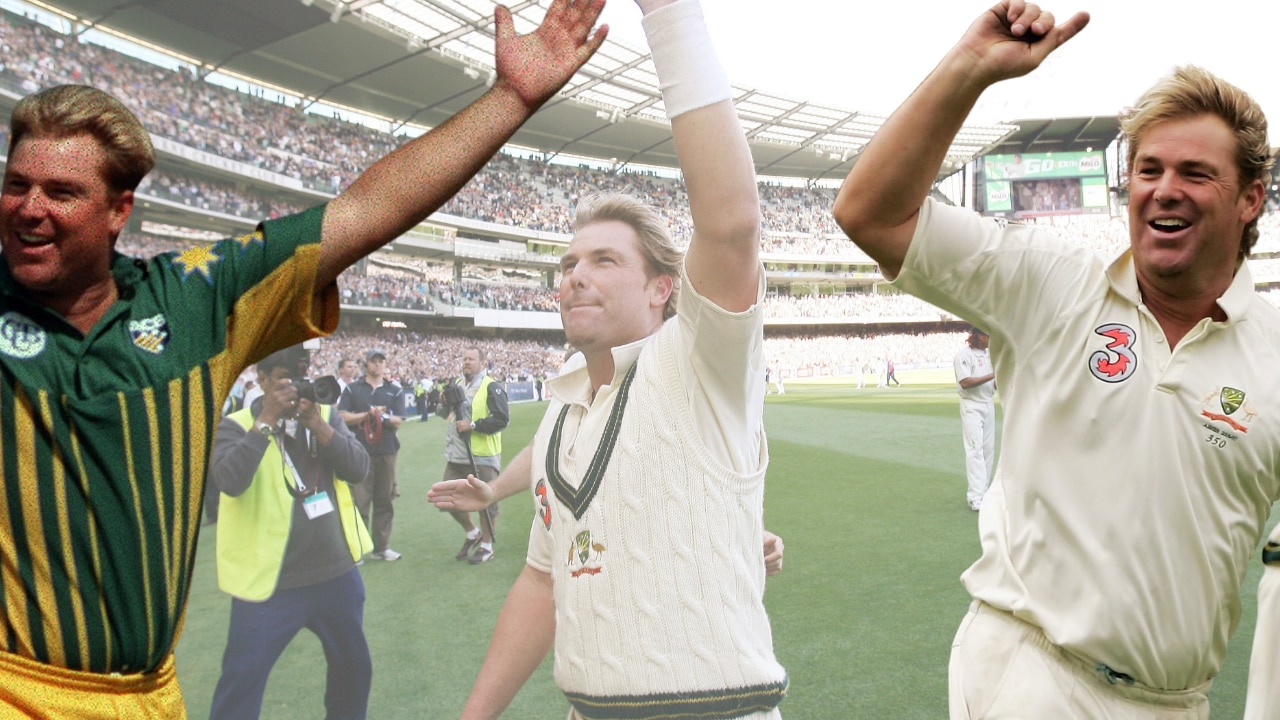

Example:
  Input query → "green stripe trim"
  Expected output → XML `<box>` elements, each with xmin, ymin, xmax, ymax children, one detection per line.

<box><xmin>64</xmin><ymin>406</ymin><xmax>112</xmax><ymax>672</ymax></box>
<box><xmin>565</xmin><ymin>676</ymin><xmax>788</xmax><ymax>720</ymax></box>
<box><xmin>545</xmin><ymin>363</ymin><xmax>638</xmax><ymax>520</ymax></box>
<box><xmin>1263</xmin><ymin>542</ymin><xmax>1280</xmax><ymax>566</ymax></box>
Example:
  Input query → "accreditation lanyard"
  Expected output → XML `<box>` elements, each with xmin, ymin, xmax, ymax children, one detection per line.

<box><xmin>278</xmin><ymin>431</ymin><xmax>335</xmax><ymax>518</ymax></box>
<box><xmin>280</xmin><ymin>435</ymin><xmax>337</xmax><ymax>517</ymax></box>
<box><xmin>279</xmin><ymin>432</ymin><xmax>313</xmax><ymax>495</ymax></box>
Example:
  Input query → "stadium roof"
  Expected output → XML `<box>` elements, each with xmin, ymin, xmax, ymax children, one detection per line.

<box><xmin>985</xmin><ymin>116</ymin><xmax>1121</xmax><ymax>157</ymax></box>
<box><xmin>41</xmin><ymin>0</ymin><xmax>1019</xmax><ymax>181</ymax></box>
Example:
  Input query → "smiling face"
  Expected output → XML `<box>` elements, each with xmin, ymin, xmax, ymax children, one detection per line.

<box><xmin>1127</xmin><ymin>114</ymin><xmax>1264</xmax><ymax>294</ymax></box>
<box><xmin>558</xmin><ymin>220</ymin><xmax>672</xmax><ymax>357</ymax></box>
<box><xmin>0</xmin><ymin>133</ymin><xmax>132</xmax><ymax>304</ymax></box>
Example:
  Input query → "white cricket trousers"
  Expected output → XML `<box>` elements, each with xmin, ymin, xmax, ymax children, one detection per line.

<box><xmin>958</xmin><ymin>399</ymin><xmax>995</xmax><ymax>507</ymax></box>
<box><xmin>949</xmin><ymin>601</ymin><xmax>1210</xmax><ymax>719</ymax></box>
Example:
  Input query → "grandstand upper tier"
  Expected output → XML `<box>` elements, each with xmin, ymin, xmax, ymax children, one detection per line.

<box><xmin>36</xmin><ymin>0</ymin><xmax>1016</xmax><ymax>181</ymax></box>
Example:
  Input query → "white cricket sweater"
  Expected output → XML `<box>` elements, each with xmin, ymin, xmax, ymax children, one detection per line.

<box><xmin>531</xmin><ymin>321</ymin><xmax>787</xmax><ymax>719</ymax></box>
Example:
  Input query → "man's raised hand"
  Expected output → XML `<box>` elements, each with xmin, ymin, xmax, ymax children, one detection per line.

<box><xmin>493</xmin><ymin>0</ymin><xmax>609</xmax><ymax>111</ymax></box>
<box><xmin>957</xmin><ymin>0</ymin><xmax>1089</xmax><ymax>86</ymax></box>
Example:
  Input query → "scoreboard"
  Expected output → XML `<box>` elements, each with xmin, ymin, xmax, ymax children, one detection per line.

<box><xmin>981</xmin><ymin>151</ymin><xmax>1109</xmax><ymax>218</ymax></box>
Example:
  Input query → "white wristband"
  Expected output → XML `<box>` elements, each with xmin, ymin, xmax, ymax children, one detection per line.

<box><xmin>641</xmin><ymin>0</ymin><xmax>732</xmax><ymax>120</ymax></box>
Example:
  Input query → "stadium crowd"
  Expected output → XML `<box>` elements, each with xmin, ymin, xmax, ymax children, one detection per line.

<box><xmin>137</xmin><ymin>168</ymin><xmax>306</xmax><ymax>221</ymax></box>
<box><xmin>8</xmin><ymin>8</ymin><xmax>1279</xmax><ymax>270</ymax></box>
<box><xmin>308</xmin><ymin>331</ymin><xmax>566</xmax><ymax>387</ymax></box>
<box><xmin>0</xmin><ymin>14</ymin><xmax>400</xmax><ymax>192</ymax></box>
<box><xmin>115</xmin><ymin>222</ymin><xmax>1280</xmax><ymax>323</ymax></box>
<box><xmin>0</xmin><ymin>15</ymin><xmax>899</xmax><ymax>256</ymax></box>
<box><xmin>764</xmin><ymin>292</ymin><xmax>955</xmax><ymax>322</ymax></box>
<box><xmin>13</xmin><ymin>8</ymin><xmax>1280</xmax><ymax>372</ymax></box>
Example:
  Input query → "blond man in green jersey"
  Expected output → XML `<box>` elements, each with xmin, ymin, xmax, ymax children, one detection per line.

<box><xmin>0</xmin><ymin>1</ymin><xmax>607</xmax><ymax>714</ymax></box>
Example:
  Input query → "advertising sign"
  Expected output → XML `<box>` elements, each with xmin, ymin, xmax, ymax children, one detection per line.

<box><xmin>984</xmin><ymin>151</ymin><xmax>1107</xmax><ymax>180</ymax></box>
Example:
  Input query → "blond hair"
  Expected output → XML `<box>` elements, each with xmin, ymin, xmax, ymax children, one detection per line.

<box><xmin>1120</xmin><ymin>66</ymin><xmax>1272</xmax><ymax>256</ymax></box>
<box><xmin>9</xmin><ymin>85</ymin><xmax>154</xmax><ymax>194</ymax></box>
<box><xmin>572</xmin><ymin>193</ymin><xmax>683</xmax><ymax>319</ymax></box>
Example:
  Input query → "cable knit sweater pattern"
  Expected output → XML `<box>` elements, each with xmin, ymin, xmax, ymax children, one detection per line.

<box><xmin>531</xmin><ymin>320</ymin><xmax>787</xmax><ymax>720</ymax></box>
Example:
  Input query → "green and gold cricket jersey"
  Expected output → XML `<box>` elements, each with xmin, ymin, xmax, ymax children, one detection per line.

<box><xmin>0</xmin><ymin>205</ymin><xmax>338</xmax><ymax>675</ymax></box>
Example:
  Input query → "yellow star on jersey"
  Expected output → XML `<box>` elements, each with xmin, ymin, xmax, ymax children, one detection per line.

<box><xmin>233</xmin><ymin>230</ymin><xmax>264</xmax><ymax>250</ymax></box>
<box><xmin>172</xmin><ymin>245</ymin><xmax>222</xmax><ymax>284</ymax></box>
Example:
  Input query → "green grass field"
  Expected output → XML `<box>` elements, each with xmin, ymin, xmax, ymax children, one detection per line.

<box><xmin>175</xmin><ymin>373</ymin><xmax>1272</xmax><ymax>718</ymax></box>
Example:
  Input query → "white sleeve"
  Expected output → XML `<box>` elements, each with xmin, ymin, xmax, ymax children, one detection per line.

<box><xmin>674</xmin><ymin>260</ymin><xmax>766</xmax><ymax>474</ymax></box>
<box><xmin>954</xmin><ymin>350</ymin><xmax>972</xmax><ymax>382</ymax></box>
<box><xmin>526</xmin><ymin>515</ymin><xmax>552</xmax><ymax>574</ymax></box>
<box><xmin>895</xmin><ymin>198</ymin><xmax>1102</xmax><ymax>345</ymax></box>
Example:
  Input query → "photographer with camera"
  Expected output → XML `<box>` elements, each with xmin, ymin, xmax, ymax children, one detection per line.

<box><xmin>439</xmin><ymin>347</ymin><xmax>509</xmax><ymax>564</ymax></box>
<box><xmin>208</xmin><ymin>343</ymin><xmax>373</xmax><ymax>720</ymax></box>
<box><xmin>339</xmin><ymin>349</ymin><xmax>408</xmax><ymax>561</ymax></box>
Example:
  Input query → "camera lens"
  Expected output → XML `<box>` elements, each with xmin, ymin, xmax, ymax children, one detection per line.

<box><xmin>290</xmin><ymin>376</ymin><xmax>342</xmax><ymax>405</ymax></box>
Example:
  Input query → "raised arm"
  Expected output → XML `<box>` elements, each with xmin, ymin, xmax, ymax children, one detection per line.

<box><xmin>832</xmin><ymin>0</ymin><xmax>1088</xmax><ymax>278</ymax></box>
<box><xmin>316</xmin><ymin>0</ymin><xmax>608</xmax><ymax>290</ymax></box>
<box><xmin>639</xmin><ymin>0</ymin><xmax>759</xmax><ymax>312</ymax></box>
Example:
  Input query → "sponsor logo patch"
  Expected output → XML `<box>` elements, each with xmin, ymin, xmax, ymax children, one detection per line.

<box><xmin>535</xmin><ymin>478</ymin><xmax>552</xmax><ymax>530</ymax></box>
<box><xmin>1088</xmin><ymin>323</ymin><xmax>1137</xmax><ymax>383</ymax></box>
<box><xmin>0</xmin><ymin>311</ymin><xmax>46</xmax><ymax>359</ymax></box>
<box><xmin>129</xmin><ymin>314</ymin><xmax>169</xmax><ymax>355</ymax></box>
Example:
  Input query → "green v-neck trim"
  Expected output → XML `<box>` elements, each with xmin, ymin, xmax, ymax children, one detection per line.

<box><xmin>545</xmin><ymin>362</ymin><xmax>638</xmax><ymax>520</ymax></box>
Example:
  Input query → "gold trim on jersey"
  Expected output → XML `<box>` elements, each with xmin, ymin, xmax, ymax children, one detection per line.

<box><xmin>15</xmin><ymin>386</ymin><xmax>59</xmax><ymax>665</ymax></box>
<box><xmin>0</xmin><ymin>388</ymin><xmax>30</xmax><ymax>660</ymax></box>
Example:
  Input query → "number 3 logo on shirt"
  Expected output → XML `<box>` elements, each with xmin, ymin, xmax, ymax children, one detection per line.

<box><xmin>1089</xmin><ymin>323</ymin><xmax>1138</xmax><ymax>383</ymax></box>
<box><xmin>535</xmin><ymin>478</ymin><xmax>552</xmax><ymax>529</ymax></box>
